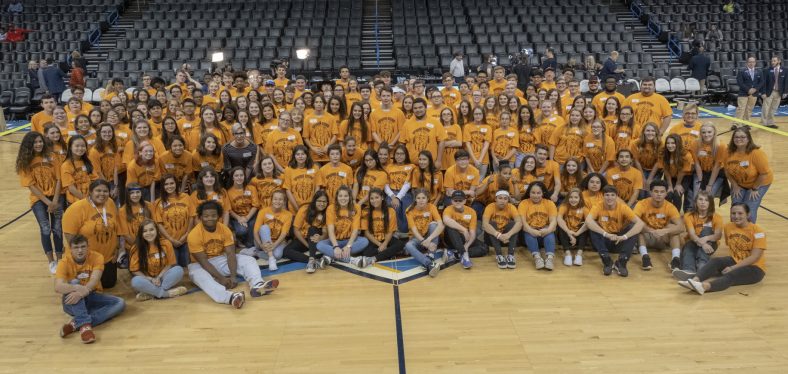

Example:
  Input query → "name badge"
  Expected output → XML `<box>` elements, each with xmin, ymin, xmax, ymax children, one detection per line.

<box><xmin>165</xmin><ymin>163</ymin><xmax>175</xmax><ymax>169</ymax></box>
<box><xmin>77</xmin><ymin>272</ymin><xmax>90</xmax><ymax>279</ymax></box>
<box><xmin>242</xmin><ymin>152</ymin><xmax>252</xmax><ymax>157</ymax></box>
<box><xmin>537</xmin><ymin>176</ymin><xmax>545</xmax><ymax>181</ymax></box>
<box><xmin>338</xmin><ymin>171</ymin><xmax>347</xmax><ymax>177</ymax></box>
<box><xmin>153</xmin><ymin>252</ymin><xmax>161</xmax><ymax>259</ymax></box>
<box><xmin>480</xmin><ymin>128</ymin><xmax>488</xmax><ymax>133</ymax></box>
<box><xmin>631</xmin><ymin>99</ymin><xmax>640</xmax><ymax>103</ymax></box>
<box><xmin>433</xmin><ymin>178</ymin><xmax>439</xmax><ymax>184</ymax></box>
<box><xmin>463</xmin><ymin>214</ymin><xmax>472</xmax><ymax>220</ymax></box>
<box><xmin>586</xmin><ymin>142</ymin><xmax>595</xmax><ymax>148</ymax></box>
<box><xmin>426</xmin><ymin>123</ymin><xmax>434</xmax><ymax>129</ymax></box>
<box><xmin>703</xmin><ymin>222</ymin><xmax>712</xmax><ymax>227</ymax></box>
<box><xmin>618</xmin><ymin>132</ymin><xmax>628</xmax><ymax>138</ymax></box>
<box><xmin>576</xmin><ymin>209</ymin><xmax>583</xmax><ymax>215</ymax></box>
<box><xmin>244</xmin><ymin>190</ymin><xmax>252</xmax><ymax>196</ymax></box>
<box><xmin>754</xmin><ymin>232</ymin><xmax>765</xmax><ymax>239</ymax></box>
<box><xmin>274</xmin><ymin>179</ymin><xmax>282</xmax><ymax>185</ymax></box>
<box><xmin>287</xmin><ymin>135</ymin><xmax>295</xmax><ymax>141</ymax></box>
<box><xmin>310</xmin><ymin>118</ymin><xmax>318</xmax><ymax>124</ymax></box>
<box><xmin>183</xmin><ymin>124</ymin><xmax>192</xmax><ymax>129</ymax></box>
<box><xmin>739</xmin><ymin>161</ymin><xmax>749</xmax><ymax>167</ymax></box>
<box><xmin>306</xmin><ymin>169</ymin><xmax>316</xmax><ymax>175</ymax></box>
<box><xmin>118</xmin><ymin>133</ymin><xmax>128</xmax><ymax>138</ymax></box>
<box><xmin>81</xmin><ymin>165</ymin><xmax>87</xmax><ymax>171</ymax></box>
<box><xmin>265</xmin><ymin>213</ymin><xmax>274</xmax><ymax>219</ymax></box>
<box><xmin>68</xmin><ymin>131</ymin><xmax>77</xmax><ymax>136</ymax></box>
<box><xmin>601</xmin><ymin>216</ymin><xmax>609</xmax><ymax>222</ymax></box>
<box><xmin>611</xmin><ymin>174</ymin><xmax>620</xmax><ymax>180</ymax></box>
<box><xmin>698</xmin><ymin>150</ymin><xmax>708</xmax><ymax>157</ymax></box>
<box><xmin>466</xmin><ymin>175</ymin><xmax>474</xmax><ymax>180</ymax></box>
<box><xmin>349</xmin><ymin>159</ymin><xmax>358</xmax><ymax>165</ymax></box>
<box><xmin>201</xmin><ymin>162</ymin><xmax>209</xmax><ymax>167</ymax></box>
<box><xmin>404</xmin><ymin>166</ymin><xmax>412</xmax><ymax>171</ymax></box>
<box><xmin>575</xmin><ymin>130</ymin><xmax>582</xmax><ymax>135</ymax></box>
<box><xmin>656</xmin><ymin>213</ymin><xmax>666</xmax><ymax>219</ymax></box>
<box><xmin>507</xmin><ymin>132</ymin><xmax>515</xmax><ymax>137</ymax></box>
<box><xmin>526</xmin><ymin>128</ymin><xmax>532</xmax><ymax>133</ymax></box>
<box><xmin>690</xmin><ymin>130</ymin><xmax>700</xmax><ymax>136</ymax></box>
<box><xmin>362</xmin><ymin>186</ymin><xmax>370</xmax><ymax>191</ymax></box>
<box><xmin>87</xmin><ymin>139</ymin><xmax>96</xmax><ymax>145</ymax></box>
<box><xmin>212</xmin><ymin>196</ymin><xmax>220</xmax><ymax>201</ymax></box>
<box><xmin>423</xmin><ymin>212</ymin><xmax>431</xmax><ymax>217</ymax></box>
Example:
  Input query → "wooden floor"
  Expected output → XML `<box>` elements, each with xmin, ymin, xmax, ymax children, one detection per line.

<box><xmin>1</xmin><ymin>116</ymin><xmax>788</xmax><ymax>373</ymax></box>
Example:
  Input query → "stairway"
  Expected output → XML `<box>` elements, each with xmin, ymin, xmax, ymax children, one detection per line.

<box><xmin>82</xmin><ymin>0</ymin><xmax>147</xmax><ymax>78</ymax></box>
<box><xmin>361</xmin><ymin>0</ymin><xmax>395</xmax><ymax>71</ymax></box>
<box><xmin>610</xmin><ymin>2</ymin><xmax>684</xmax><ymax>71</ymax></box>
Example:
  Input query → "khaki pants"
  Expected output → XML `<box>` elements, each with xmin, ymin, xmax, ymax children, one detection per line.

<box><xmin>761</xmin><ymin>91</ymin><xmax>781</xmax><ymax>126</ymax></box>
<box><xmin>735</xmin><ymin>95</ymin><xmax>757</xmax><ymax>122</ymax></box>
<box><xmin>641</xmin><ymin>232</ymin><xmax>671</xmax><ymax>250</ymax></box>
<box><xmin>0</xmin><ymin>107</ymin><xmax>6</xmax><ymax>131</ymax></box>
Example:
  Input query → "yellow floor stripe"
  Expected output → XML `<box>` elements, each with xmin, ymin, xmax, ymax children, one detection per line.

<box><xmin>0</xmin><ymin>123</ymin><xmax>31</xmax><ymax>137</ymax></box>
<box><xmin>696</xmin><ymin>106</ymin><xmax>788</xmax><ymax>137</ymax></box>
<box><xmin>373</xmin><ymin>263</ymin><xmax>402</xmax><ymax>273</ymax></box>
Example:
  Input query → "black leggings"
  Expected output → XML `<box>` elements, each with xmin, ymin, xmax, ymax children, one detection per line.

<box><xmin>101</xmin><ymin>261</ymin><xmax>117</xmax><ymax>289</ymax></box>
<box><xmin>557</xmin><ymin>227</ymin><xmax>588</xmax><ymax>250</ymax></box>
<box><xmin>445</xmin><ymin>227</ymin><xmax>488</xmax><ymax>257</ymax></box>
<box><xmin>281</xmin><ymin>227</ymin><xmax>322</xmax><ymax>263</ymax></box>
<box><xmin>363</xmin><ymin>237</ymin><xmax>405</xmax><ymax>261</ymax></box>
<box><xmin>696</xmin><ymin>256</ymin><xmax>765</xmax><ymax>292</ymax></box>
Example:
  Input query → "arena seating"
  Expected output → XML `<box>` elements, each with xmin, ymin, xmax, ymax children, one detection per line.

<box><xmin>99</xmin><ymin>0</ymin><xmax>362</xmax><ymax>85</ymax></box>
<box><xmin>0</xmin><ymin>0</ymin><xmax>123</xmax><ymax>90</ymax></box>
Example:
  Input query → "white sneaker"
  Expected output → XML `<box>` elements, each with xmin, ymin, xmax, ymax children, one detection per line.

<box><xmin>48</xmin><ymin>261</ymin><xmax>57</xmax><ymax>274</ymax></box>
<box><xmin>573</xmin><ymin>253</ymin><xmax>583</xmax><ymax>266</ymax></box>
<box><xmin>563</xmin><ymin>254</ymin><xmax>573</xmax><ymax>266</ymax></box>
<box><xmin>688</xmin><ymin>279</ymin><xmax>705</xmax><ymax>295</ymax></box>
<box><xmin>268</xmin><ymin>256</ymin><xmax>278</xmax><ymax>271</ymax></box>
<box><xmin>349</xmin><ymin>256</ymin><xmax>363</xmax><ymax>267</ymax></box>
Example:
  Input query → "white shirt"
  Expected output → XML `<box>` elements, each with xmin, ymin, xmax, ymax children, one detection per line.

<box><xmin>449</xmin><ymin>59</ymin><xmax>465</xmax><ymax>78</ymax></box>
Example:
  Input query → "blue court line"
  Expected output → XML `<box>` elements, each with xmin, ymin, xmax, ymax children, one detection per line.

<box><xmin>393</xmin><ymin>284</ymin><xmax>407</xmax><ymax>374</ymax></box>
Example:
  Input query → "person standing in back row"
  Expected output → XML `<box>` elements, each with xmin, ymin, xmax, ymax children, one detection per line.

<box><xmin>760</xmin><ymin>56</ymin><xmax>787</xmax><ymax>129</ymax></box>
<box><xmin>688</xmin><ymin>45</ymin><xmax>711</xmax><ymax>92</ymax></box>
<box><xmin>735</xmin><ymin>56</ymin><xmax>763</xmax><ymax>123</ymax></box>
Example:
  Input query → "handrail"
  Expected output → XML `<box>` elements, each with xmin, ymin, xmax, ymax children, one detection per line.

<box><xmin>667</xmin><ymin>34</ymin><xmax>682</xmax><ymax>61</ymax></box>
<box><xmin>647</xmin><ymin>18</ymin><xmax>661</xmax><ymax>37</ymax></box>
<box><xmin>631</xmin><ymin>1</ymin><xmax>643</xmax><ymax>17</ymax></box>
<box><xmin>107</xmin><ymin>10</ymin><xmax>118</xmax><ymax>25</ymax></box>
<box><xmin>88</xmin><ymin>28</ymin><xmax>101</xmax><ymax>46</ymax></box>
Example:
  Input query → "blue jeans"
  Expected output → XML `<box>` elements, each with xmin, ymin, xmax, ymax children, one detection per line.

<box><xmin>693</xmin><ymin>172</ymin><xmax>724</xmax><ymax>198</ymax></box>
<box><xmin>667</xmin><ymin>177</ymin><xmax>694</xmax><ymax>213</ymax></box>
<box><xmin>316</xmin><ymin>237</ymin><xmax>370</xmax><ymax>262</ymax></box>
<box><xmin>231</xmin><ymin>211</ymin><xmax>258</xmax><ymax>248</ymax></box>
<box><xmin>31</xmin><ymin>197</ymin><xmax>64</xmax><ymax>254</ymax></box>
<box><xmin>404</xmin><ymin>222</ymin><xmax>440</xmax><ymax>267</ymax></box>
<box><xmin>680</xmin><ymin>227</ymin><xmax>718</xmax><ymax>272</ymax></box>
<box><xmin>732</xmin><ymin>184</ymin><xmax>769</xmax><ymax>223</ymax></box>
<box><xmin>130</xmin><ymin>266</ymin><xmax>184</xmax><ymax>298</ymax></box>
<box><xmin>522</xmin><ymin>231</ymin><xmax>556</xmax><ymax>254</ymax></box>
<box><xmin>388</xmin><ymin>192</ymin><xmax>414</xmax><ymax>233</ymax></box>
<box><xmin>257</xmin><ymin>224</ymin><xmax>287</xmax><ymax>259</ymax></box>
<box><xmin>173</xmin><ymin>242</ymin><xmax>189</xmax><ymax>267</ymax></box>
<box><xmin>62</xmin><ymin>291</ymin><xmax>125</xmax><ymax>329</ymax></box>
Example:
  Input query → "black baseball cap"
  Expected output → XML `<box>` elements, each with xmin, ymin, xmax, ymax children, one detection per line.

<box><xmin>451</xmin><ymin>190</ymin><xmax>467</xmax><ymax>201</ymax></box>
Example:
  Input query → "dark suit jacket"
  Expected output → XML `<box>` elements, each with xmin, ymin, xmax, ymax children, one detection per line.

<box><xmin>736</xmin><ymin>67</ymin><xmax>763</xmax><ymax>97</ymax></box>
<box><xmin>688</xmin><ymin>54</ymin><xmax>711</xmax><ymax>80</ymax></box>
<box><xmin>761</xmin><ymin>64</ymin><xmax>788</xmax><ymax>96</ymax></box>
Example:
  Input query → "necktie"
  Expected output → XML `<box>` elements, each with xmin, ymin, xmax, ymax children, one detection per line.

<box><xmin>750</xmin><ymin>69</ymin><xmax>754</xmax><ymax>81</ymax></box>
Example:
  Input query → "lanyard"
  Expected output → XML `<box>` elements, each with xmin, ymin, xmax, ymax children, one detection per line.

<box><xmin>89</xmin><ymin>198</ymin><xmax>108</xmax><ymax>227</ymax></box>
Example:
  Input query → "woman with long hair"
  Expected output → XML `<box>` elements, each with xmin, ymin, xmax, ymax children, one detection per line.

<box><xmin>515</xmin><ymin>105</ymin><xmax>537</xmax><ymax>168</ymax></box>
<box><xmin>250</xmin><ymin>155</ymin><xmax>283</xmax><ymax>211</ymax></box>
<box><xmin>189</xmin><ymin>106</ymin><xmax>226</xmax><ymax>151</ymax></box>
<box><xmin>582</xmin><ymin>120</ymin><xmax>615</xmax><ymax>175</ymax></box>
<box><xmin>549</xmin><ymin>107</ymin><xmax>585</xmax><ymax>166</ymax></box>
<box><xmin>456</xmin><ymin>100</ymin><xmax>473</xmax><ymax>127</ymax></box>
<box><xmin>129</xmin><ymin>219</ymin><xmax>187</xmax><ymax>301</ymax></box>
<box><xmin>126</xmin><ymin>141</ymin><xmax>160</xmax><ymax>202</ymax></box>
<box><xmin>190</xmin><ymin>167</ymin><xmax>230</xmax><ymax>226</ymax></box>
<box><xmin>661</xmin><ymin>134</ymin><xmax>694</xmax><ymax>212</ymax></box>
<box><xmin>519</xmin><ymin>181</ymin><xmax>559</xmax><ymax>270</ymax></box>
<box><xmin>281</xmin><ymin>190</ymin><xmax>329</xmax><ymax>273</ymax></box>
<box><xmin>411</xmin><ymin>150</ymin><xmax>443</xmax><ymax>206</ymax></box>
<box><xmin>339</xmin><ymin>102</ymin><xmax>371</xmax><ymax>152</ymax></box>
<box><xmin>385</xmin><ymin>144</ymin><xmax>415</xmax><ymax>234</ymax></box>
<box><xmin>632</xmin><ymin>122</ymin><xmax>663</xmax><ymax>192</ymax></box>
<box><xmin>559</xmin><ymin>157</ymin><xmax>586</xmax><ymax>202</ymax></box>
<box><xmin>158</xmin><ymin>116</ymin><xmax>181</xmax><ymax>150</ymax></box>
<box><xmin>439</xmin><ymin>107</ymin><xmax>463</xmax><ymax>172</ymax></box>
<box><xmin>723</xmin><ymin>127</ymin><xmax>772</xmax><ymax>223</ymax></box>
<box><xmin>491</xmin><ymin>111</ymin><xmax>519</xmax><ymax>171</ymax></box>
<box><xmin>44</xmin><ymin>123</ymin><xmax>68</xmax><ymax>164</ymax></box>
<box><xmin>675</xmin><ymin>190</ymin><xmax>723</xmax><ymax>276</ymax></box>
<box><xmin>16</xmin><ymin>131</ymin><xmax>65</xmax><ymax>273</ymax></box>
<box><xmin>191</xmin><ymin>133</ymin><xmax>224</xmax><ymax>177</ymax></box>
<box><xmin>249</xmin><ymin>189</ymin><xmax>292</xmax><ymax>271</ymax></box>
<box><xmin>315</xmin><ymin>186</ymin><xmax>369</xmax><ymax>266</ymax></box>
<box><xmin>117</xmin><ymin>183</ymin><xmax>153</xmax><ymax>265</ymax></box>
<box><xmin>359</xmin><ymin>188</ymin><xmax>405</xmax><ymax>267</ymax></box>
<box><xmin>88</xmin><ymin>123</ymin><xmax>120</xmax><ymax>199</ymax></box>
<box><xmin>691</xmin><ymin>123</ymin><xmax>727</xmax><ymax>199</ymax></box>
<box><xmin>227</xmin><ymin>166</ymin><xmax>260</xmax><ymax>249</ymax></box>
<box><xmin>153</xmin><ymin>173</ymin><xmax>195</xmax><ymax>267</ymax></box>
<box><xmin>557</xmin><ymin>188</ymin><xmax>589</xmax><ymax>266</ymax></box>
<box><xmin>353</xmin><ymin>149</ymin><xmax>388</xmax><ymax>207</ymax></box>
<box><xmin>61</xmin><ymin>135</ymin><xmax>97</xmax><ymax>204</ymax></box>
<box><xmin>157</xmin><ymin>135</ymin><xmax>192</xmax><ymax>193</ymax></box>
<box><xmin>282</xmin><ymin>145</ymin><xmax>318</xmax><ymax>211</ymax></box>
<box><xmin>610</xmin><ymin>104</ymin><xmax>638</xmax><ymax>153</ymax></box>
<box><xmin>404</xmin><ymin>188</ymin><xmax>445</xmax><ymax>276</ymax></box>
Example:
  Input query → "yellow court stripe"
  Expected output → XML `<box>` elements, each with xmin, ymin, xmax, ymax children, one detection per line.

<box><xmin>697</xmin><ymin>106</ymin><xmax>788</xmax><ymax>137</ymax></box>
<box><xmin>0</xmin><ymin>123</ymin><xmax>31</xmax><ymax>137</ymax></box>
<box><xmin>373</xmin><ymin>263</ymin><xmax>402</xmax><ymax>273</ymax></box>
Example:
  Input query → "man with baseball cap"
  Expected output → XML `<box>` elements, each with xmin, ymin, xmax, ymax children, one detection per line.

<box><xmin>442</xmin><ymin>190</ymin><xmax>488</xmax><ymax>269</ymax></box>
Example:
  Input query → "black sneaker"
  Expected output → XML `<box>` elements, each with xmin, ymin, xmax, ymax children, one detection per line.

<box><xmin>641</xmin><ymin>254</ymin><xmax>653</xmax><ymax>270</ymax></box>
<box><xmin>669</xmin><ymin>257</ymin><xmax>681</xmax><ymax>271</ymax></box>
<box><xmin>117</xmin><ymin>253</ymin><xmax>129</xmax><ymax>269</ymax></box>
<box><xmin>602</xmin><ymin>255</ymin><xmax>613</xmax><ymax>276</ymax></box>
<box><xmin>614</xmin><ymin>258</ymin><xmax>629</xmax><ymax>277</ymax></box>
<box><xmin>506</xmin><ymin>255</ymin><xmax>516</xmax><ymax>269</ymax></box>
<box><xmin>496</xmin><ymin>255</ymin><xmax>507</xmax><ymax>269</ymax></box>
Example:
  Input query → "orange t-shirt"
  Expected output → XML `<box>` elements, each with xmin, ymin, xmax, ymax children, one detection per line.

<box><xmin>187</xmin><ymin>222</ymin><xmax>234</xmax><ymax>260</ymax></box>
<box><xmin>444</xmin><ymin>164</ymin><xmax>480</xmax><ymax>193</ymax></box>
<box><xmin>441</xmin><ymin>123</ymin><xmax>463</xmax><ymax>170</ymax></box>
<box><xmin>153</xmin><ymin>193</ymin><xmax>195</xmax><ymax>240</ymax></box>
<box><xmin>443</xmin><ymin>205</ymin><xmax>477</xmax><ymax>231</ymax></box>
<box><xmin>623</xmin><ymin>92</ymin><xmax>672</xmax><ymax>128</ymax></box>
<box><xmin>126</xmin><ymin>160</ymin><xmax>160</xmax><ymax>188</ymax></box>
<box><xmin>249</xmin><ymin>176</ymin><xmax>284</xmax><ymax>210</ymax></box>
<box><xmin>61</xmin><ymin>159</ymin><xmax>98</xmax><ymax>204</ymax></box>
<box><xmin>55</xmin><ymin>251</ymin><xmax>105</xmax><ymax>292</ymax></box>
<box><xmin>491</xmin><ymin>127</ymin><xmax>520</xmax><ymax>161</ymax></box>
<box><xmin>18</xmin><ymin>155</ymin><xmax>60</xmax><ymax>206</ymax></box>
<box><xmin>605</xmin><ymin>166</ymin><xmax>643</xmax><ymax>201</ymax></box>
<box><xmin>402</xmin><ymin>117</ymin><xmax>447</xmax><ymax>162</ymax></box>
<box><xmin>549</xmin><ymin>125</ymin><xmax>586</xmax><ymax>164</ymax></box>
<box><xmin>157</xmin><ymin>151</ymin><xmax>193</xmax><ymax>182</ymax></box>
<box><xmin>724</xmin><ymin>222</ymin><xmax>767</xmax><ymax>271</ymax></box>
<box><xmin>633</xmin><ymin>198</ymin><xmax>680</xmax><ymax>229</ymax></box>
<box><xmin>316</xmin><ymin>163</ymin><xmax>354</xmax><ymax>204</ymax></box>
<box><xmin>535</xmin><ymin>160</ymin><xmax>561</xmax><ymax>191</ymax></box>
<box><xmin>253</xmin><ymin>207</ymin><xmax>293</xmax><ymax>241</ymax></box>
<box><xmin>683</xmin><ymin>211</ymin><xmax>723</xmax><ymax>237</ymax></box>
<box><xmin>369</xmin><ymin>107</ymin><xmax>407</xmax><ymax>147</ymax></box>
<box><xmin>518</xmin><ymin>199</ymin><xmax>557</xmax><ymax>229</ymax></box>
<box><xmin>88</xmin><ymin>147</ymin><xmax>120</xmax><ymax>182</ymax></box>
<box><xmin>129</xmin><ymin>240</ymin><xmax>176</xmax><ymax>277</ymax></box>
<box><xmin>582</xmin><ymin>134</ymin><xmax>616</xmax><ymax>172</ymax></box>
<box><xmin>63</xmin><ymin>198</ymin><xmax>119</xmax><ymax>260</ymax></box>
<box><xmin>690</xmin><ymin>141</ymin><xmax>727</xmax><ymax>173</ymax></box>
<box><xmin>406</xmin><ymin>204</ymin><xmax>441</xmax><ymax>237</ymax></box>
<box><xmin>631</xmin><ymin>140</ymin><xmax>662</xmax><ymax>171</ymax></box>
<box><xmin>116</xmin><ymin>202</ymin><xmax>151</xmax><ymax>242</ymax></box>
<box><xmin>463</xmin><ymin>123</ymin><xmax>493</xmax><ymax>164</ymax></box>
<box><xmin>356</xmin><ymin>169</ymin><xmax>389</xmax><ymax>203</ymax></box>
<box><xmin>483</xmin><ymin>203</ymin><xmax>519</xmax><ymax>230</ymax></box>
<box><xmin>303</xmin><ymin>112</ymin><xmax>339</xmax><ymax>162</ymax></box>
<box><xmin>385</xmin><ymin>163</ymin><xmax>415</xmax><ymax>191</ymax></box>
<box><xmin>293</xmin><ymin>204</ymin><xmax>326</xmax><ymax>238</ymax></box>
<box><xmin>589</xmin><ymin>202</ymin><xmax>637</xmax><ymax>233</ymax></box>
<box><xmin>227</xmin><ymin>185</ymin><xmax>260</xmax><ymax>216</ymax></box>
<box><xmin>282</xmin><ymin>167</ymin><xmax>318</xmax><ymax>208</ymax></box>
<box><xmin>361</xmin><ymin>207</ymin><xmax>398</xmax><ymax>242</ymax></box>
<box><xmin>327</xmin><ymin>204</ymin><xmax>362</xmax><ymax>240</ymax></box>
<box><xmin>558</xmin><ymin>204</ymin><xmax>589</xmax><ymax>231</ymax></box>
<box><xmin>723</xmin><ymin>149</ymin><xmax>773</xmax><ymax>189</ymax></box>
<box><xmin>667</xmin><ymin>122</ymin><xmax>703</xmax><ymax>151</ymax></box>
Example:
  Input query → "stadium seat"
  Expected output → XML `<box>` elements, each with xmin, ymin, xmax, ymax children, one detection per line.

<box><xmin>655</xmin><ymin>78</ymin><xmax>671</xmax><ymax>94</ymax></box>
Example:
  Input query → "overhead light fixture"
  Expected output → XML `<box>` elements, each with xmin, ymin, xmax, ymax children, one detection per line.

<box><xmin>211</xmin><ymin>52</ymin><xmax>224</xmax><ymax>62</ymax></box>
<box><xmin>296</xmin><ymin>49</ymin><xmax>310</xmax><ymax>60</ymax></box>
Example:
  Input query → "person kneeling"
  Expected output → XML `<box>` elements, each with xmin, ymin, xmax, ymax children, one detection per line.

<box><xmin>130</xmin><ymin>219</ymin><xmax>187</xmax><ymax>301</ymax></box>
<box><xmin>633</xmin><ymin>180</ymin><xmax>685</xmax><ymax>271</ymax></box>
<box><xmin>676</xmin><ymin>203</ymin><xmax>766</xmax><ymax>295</ymax></box>
<box><xmin>188</xmin><ymin>201</ymin><xmax>279</xmax><ymax>309</ymax></box>
<box><xmin>55</xmin><ymin>235</ymin><xmax>125</xmax><ymax>344</ymax></box>
<box><xmin>443</xmin><ymin>191</ymin><xmax>487</xmax><ymax>269</ymax></box>
<box><xmin>483</xmin><ymin>190</ymin><xmax>522</xmax><ymax>269</ymax></box>
<box><xmin>585</xmin><ymin>185</ymin><xmax>645</xmax><ymax>277</ymax></box>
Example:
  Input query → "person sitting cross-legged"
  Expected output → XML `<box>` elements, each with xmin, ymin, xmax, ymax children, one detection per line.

<box><xmin>187</xmin><ymin>200</ymin><xmax>279</xmax><ymax>309</ymax></box>
<box><xmin>55</xmin><ymin>234</ymin><xmax>125</xmax><ymax>344</ymax></box>
<box><xmin>129</xmin><ymin>219</ymin><xmax>188</xmax><ymax>302</ymax></box>
<box><xmin>632</xmin><ymin>179</ymin><xmax>685</xmax><ymax>272</ymax></box>
<box><xmin>585</xmin><ymin>185</ymin><xmax>645</xmax><ymax>277</ymax></box>
<box><xmin>443</xmin><ymin>190</ymin><xmax>488</xmax><ymax>269</ymax></box>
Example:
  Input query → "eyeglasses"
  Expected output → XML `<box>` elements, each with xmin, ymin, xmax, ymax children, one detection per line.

<box><xmin>233</xmin><ymin>132</ymin><xmax>246</xmax><ymax>136</ymax></box>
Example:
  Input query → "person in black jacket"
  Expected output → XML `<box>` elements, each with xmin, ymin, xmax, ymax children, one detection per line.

<box><xmin>735</xmin><ymin>56</ymin><xmax>763</xmax><ymax>122</ymax></box>
<box><xmin>27</xmin><ymin>60</ymin><xmax>40</xmax><ymax>91</ymax></box>
<box><xmin>688</xmin><ymin>45</ymin><xmax>712</xmax><ymax>92</ymax></box>
<box><xmin>760</xmin><ymin>55</ymin><xmax>788</xmax><ymax>129</ymax></box>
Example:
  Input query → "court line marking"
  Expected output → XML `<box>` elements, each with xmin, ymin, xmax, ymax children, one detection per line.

<box><xmin>393</xmin><ymin>284</ymin><xmax>407</xmax><ymax>374</ymax></box>
<box><xmin>0</xmin><ymin>123</ymin><xmax>31</xmax><ymax>137</ymax></box>
<box><xmin>0</xmin><ymin>209</ymin><xmax>32</xmax><ymax>230</ymax></box>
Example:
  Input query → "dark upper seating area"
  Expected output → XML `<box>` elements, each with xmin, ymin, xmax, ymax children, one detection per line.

<box><xmin>100</xmin><ymin>0</ymin><xmax>362</xmax><ymax>85</ymax></box>
<box><xmin>0</xmin><ymin>0</ymin><xmax>123</xmax><ymax>90</ymax></box>
<box><xmin>393</xmin><ymin>0</ymin><xmax>640</xmax><ymax>77</ymax></box>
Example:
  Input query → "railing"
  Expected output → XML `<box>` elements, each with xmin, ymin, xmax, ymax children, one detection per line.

<box><xmin>667</xmin><ymin>34</ymin><xmax>682</xmax><ymax>61</ymax></box>
<box><xmin>630</xmin><ymin>1</ymin><xmax>643</xmax><ymax>17</ymax></box>
<box><xmin>88</xmin><ymin>27</ymin><xmax>101</xmax><ymax>46</ymax></box>
<box><xmin>107</xmin><ymin>9</ymin><xmax>118</xmax><ymax>25</ymax></box>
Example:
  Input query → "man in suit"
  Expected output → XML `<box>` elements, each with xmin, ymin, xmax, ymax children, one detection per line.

<box><xmin>760</xmin><ymin>55</ymin><xmax>788</xmax><ymax>129</ymax></box>
<box><xmin>41</xmin><ymin>58</ymin><xmax>66</xmax><ymax>103</ymax></box>
<box><xmin>735</xmin><ymin>56</ymin><xmax>763</xmax><ymax>122</ymax></box>
<box><xmin>688</xmin><ymin>45</ymin><xmax>712</xmax><ymax>92</ymax></box>
<box><xmin>599</xmin><ymin>51</ymin><xmax>625</xmax><ymax>83</ymax></box>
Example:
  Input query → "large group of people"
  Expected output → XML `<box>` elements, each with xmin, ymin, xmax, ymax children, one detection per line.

<box><xmin>15</xmin><ymin>60</ymin><xmax>772</xmax><ymax>344</ymax></box>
